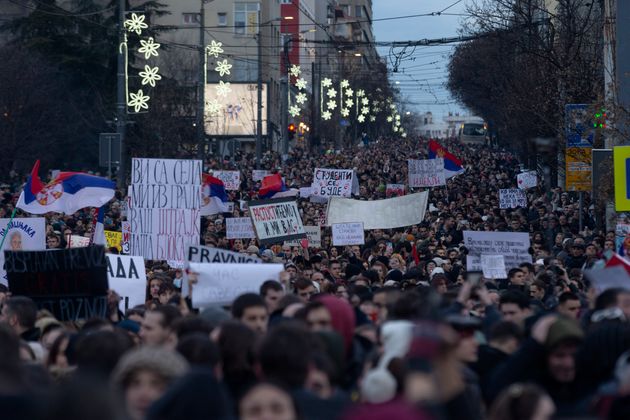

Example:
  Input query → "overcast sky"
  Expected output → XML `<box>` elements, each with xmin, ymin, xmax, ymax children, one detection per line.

<box><xmin>373</xmin><ymin>0</ymin><xmax>472</xmax><ymax>118</ymax></box>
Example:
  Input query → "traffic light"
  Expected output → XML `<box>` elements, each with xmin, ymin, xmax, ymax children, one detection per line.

<box><xmin>593</xmin><ymin>108</ymin><xmax>607</xmax><ymax>129</ymax></box>
<box><xmin>288</xmin><ymin>123</ymin><xmax>296</xmax><ymax>140</ymax></box>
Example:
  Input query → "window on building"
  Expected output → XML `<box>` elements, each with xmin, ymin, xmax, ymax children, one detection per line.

<box><xmin>234</xmin><ymin>2</ymin><xmax>259</xmax><ymax>35</ymax></box>
<box><xmin>355</xmin><ymin>6</ymin><xmax>363</xmax><ymax>18</ymax></box>
<box><xmin>281</xmin><ymin>0</ymin><xmax>293</xmax><ymax>3</ymax></box>
<box><xmin>217</xmin><ymin>12</ymin><xmax>227</xmax><ymax>26</ymax></box>
<box><xmin>182</xmin><ymin>13</ymin><xmax>200</xmax><ymax>25</ymax></box>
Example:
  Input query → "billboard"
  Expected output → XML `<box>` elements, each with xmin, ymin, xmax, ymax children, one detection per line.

<box><xmin>204</xmin><ymin>83</ymin><xmax>267</xmax><ymax>136</ymax></box>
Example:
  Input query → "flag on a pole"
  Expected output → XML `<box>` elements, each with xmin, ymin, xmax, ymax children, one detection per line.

<box><xmin>92</xmin><ymin>206</ymin><xmax>106</xmax><ymax>246</ymax></box>
<box><xmin>259</xmin><ymin>173</ymin><xmax>298</xmax><ymax>199</ymax></box>
<box><xmin>428</xmin><ymin>140</ymin><xmax>465</xmax><ymax>178</ymax></box>
<box><xmin>201</xmin><ymin>174</ymin><xmax>230</xmax><ymax>216</ymax></box>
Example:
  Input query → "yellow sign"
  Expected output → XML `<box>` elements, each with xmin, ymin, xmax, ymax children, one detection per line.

<box><xmin>565</xmin><ymin>147</ymin><xmax>592</xmax><ymax>191</ymax></box>
<box><xmin>614</xmin><ymin>146</ymin><xmax>630</xmax><ymax>211</ymax></box>
<box><xmin>104</xmin><ymin>230</ymin><xmax>122</xmax><ymax>252</ymax></box>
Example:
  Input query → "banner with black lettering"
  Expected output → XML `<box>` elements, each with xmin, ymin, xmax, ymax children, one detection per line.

<box><xmin>247</xmin><ymin>198</ymin><xmax>306</xmax><ymax>245</ymax></box>
<box><xmin>311</xmin><ymin>168</ymin><xmax>353</xmax><ymax>197</ymax></box>
<box><xmin>106</xmin><ymin>255</ymin><xmax>146</xmax><ymax>311</ymax></box>
<box><xmin>187</xmin><ymin>245</ymin><xmax>262</xmax><ymax>264</ymax></box>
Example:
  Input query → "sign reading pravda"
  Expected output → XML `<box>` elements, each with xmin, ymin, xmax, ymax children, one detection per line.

<box><xmin>247</xmin><ymin>197</ymin><xmax>306</xmax><ymax>245</ymax></box>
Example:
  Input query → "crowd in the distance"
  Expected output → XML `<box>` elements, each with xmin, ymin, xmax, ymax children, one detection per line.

<box><xmin>2</xmin><ymin>136</ymin><xmax>630</xmax><ymax>420</ymax></box>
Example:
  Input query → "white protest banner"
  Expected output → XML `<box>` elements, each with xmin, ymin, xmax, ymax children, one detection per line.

<box><xmin>213</xmin><ymin>170</ymin><xmax>240</xmax><ymax>190</ymax></box>
<box><xmin>190</xmin><ymin>262</ymin><xmax>284</xmax><ymax>307</ymax></box>
<box><xmin>0</xmin><ymin>217</ymin><xmax>46</xmax><ymax>285</ymax></box>
<box><xmin>332</xmin><ymin>223</ymin><xmax>365</xmax><ymax>246</ymax></box>
<box><xmin>517</xmin><ymin>171</ymin><xmax>537</xmax><ymax>190</ymax></box>
<box><xmin>188</xmin><ymin>245</ymin><xmax>262</xmax><ymax>264</ymax></box>
<box><xmin>386</xmin><ymin>184</ymin><xmax>405</xmax><ymax>197</ymax></box>
<box><xmin>121</xmin><ymin>221</ymin><xmax>131</xmax><ymax>254</ymax></box>
<box><xmin>129</xmin><ymin>158</ymin><xmax>202</xmax><ymax>261</ymax></box>
<box><xmin>248</xmin><ymin>198</ymin><xmax>306</xmax><ymax>245</ymax></box>
<box><xmin>69</xmin><ymin>235</ymin><xmax>91</xmax><ymax>248</ymax></box>
<box><xmin>499</xmin><ymin>189</ymin><xmax>527</xmax><ymax>209</ymax></box>
<box><xmin>480</xmin><ymin>255</ymin><xmax>508</xmax><ymax>279</ymax></box>
<box><xmin>285</xmin><ymin>226</ymin><xmax>322</xmax><ymax>248</ymax></box>
<box><xmin>106</xmin><ymin>255</ymin><xmax>146</xmax><ymax>311</ymax></box>
<box><xmin>226</xmin><ymin>217</ymin><xmax>256</xmax><ymax>239</ymax></box>
<box><xmin>584</xmin><ymin>266</ymin><xmax>630</xmax><ymax>294</ymax></box>
<box><xmin>326</xmin><ymin>192</ymin><xmax>429</xmax><ymax>230</ymax></box>
<box><xmin>464</xmin><ymin>231</ymin><xmax>532</xmax><ymax>271</ymax></box>
<box><xmin>252</xmin><ymin>170</ymin><xmax>269</xmax><ymax>182</ymax></box>
<box><xmin>408</xmin><ymin>158</ymin><xmax>446</xmax><ymax>188</ymax></box>
<box><xmin>299</xmin><ymin>187</ymin><xmax>313</xmax><ymax>198</ymax></box>
<box><xmin>311</xmin><ymin>168</ymin><xmax>353</xmax><ymax>197</ymax></box>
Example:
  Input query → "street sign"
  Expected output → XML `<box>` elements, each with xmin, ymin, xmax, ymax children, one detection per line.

<box><xmin>99</xmin><ymin>133</ymin><xmax>121</xmax><ymax>168</ymax></box>
<box><xmin>614</xmin><ymin>146</ymin><xmax>630</xmax><ymax>211</ymax></box>
<box><xmin>565</xmin><ymin>104</ymin><xmax>594</xmax><ymax>148</ymax></box>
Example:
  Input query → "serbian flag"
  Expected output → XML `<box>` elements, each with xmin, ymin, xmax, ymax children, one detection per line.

<box><xmin>17</xmin><ymin>161</ymin><xmax>115</xmax><ymax>215</ymax></box>
<box><xmin>91</xmin><ymin>206</ymin><xmax>106</xmax><ymax>246</ymax></box>
<box><xmin>258</xmin><ymin>173</ymin><xmax>298</xmax><ymax>199</ymax></box>
<box><xmin>606</xmin><ymin>253</ymin><xmax>630</xmax><ymax>276</ymax></box>
<box><xmin>201</xmin><ymin>173</ymin><xmax>230</xmax><ymax>216</ymax></box>
<box><xmin>428</xmin><ymin>140</ymin><xmax>465</xmax><ymax>178</ymax></box>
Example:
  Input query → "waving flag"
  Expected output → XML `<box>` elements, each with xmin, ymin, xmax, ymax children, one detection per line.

<box><xmin>428</xmin><ymin>140</ymin><xmax>465</xmax><ymax>178</ymax></box>
<box><xmin>92</xmin><ymin>206</ymin><xmax>106</xmax><ymax>246</ymax></box>
<box><xmin>17</xmin><ymin>161</ymin><xmax>115</xmax><ymax>215</ymax></box>
<box><xmin>201</xmin><ymin>174</ymin><xmax>230</xmax><ymax>216</ymax></box>
<box><xmin>259</xmin><ymin>173</ymin><xmax>298</xmax><ymax>199</ymax></box>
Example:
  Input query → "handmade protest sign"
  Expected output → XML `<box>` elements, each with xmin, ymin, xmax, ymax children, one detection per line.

<box><xmin>499</xmin><ymin>189</ymin><xmax>527</xmax><ymax>209</ymax></box>
<box><xmin>0</xmin><ymin>217</ymin><xmax>45</xmax><ymax>286</ymax></box>
<box><xmin>104</xmin><ymin>230</ymin><xmax>122</xmax><ymax>252</ymax></box>
<box><xmin>311</xmin><ymin>168</ymin><xmax>353</xmax><ymax>197</ymax></box>
<box><xmin>69</xmin><ymin>235</ymin><xmax>91</xmax><ymax>248</ymax></box>
<box><xmin>584</xmin><ymin>266</ymin><xmax>630</xmax><ymax>293</ymax></box>
<box><xmin>332</xmin><ymin>223</ymin><xmax>365</xmax><ymax>246</ymax></box>
<box><xmin>252</xmin><ymin>170</ymin><xmax>269</xmax><ymax>182</ymax></box>
<box><xmin>517</xmin><ymin>171</ymin><xmax>537</xmax><ymax>190</ymax></box>
<box><xmin>129</xmin><ymin>158</ymin><xmax>201</xmax><ymax>261</ymax></box>
<box><xmin>188</xmin><ymin>245</ymin><xmax>262</xmax><ymax>264</ymax></box>
<box><xmin>285</xmin><ymin>226</ymin><xmax>322</xmax><ymax>248</ymax></box>
<box><xmin>480</xmin><ymin>255</ymin><xmax>507</xmax><ymax>279</ymax></box>
<box><xmin>5</xmin><ymin>246</ymin><xmax>109</xmax><ymax>321</ymax></box>
<box><xmin>106</xmin><ymin>254</ymin><xmax>146</xmax><ymax>311</ymax></box>
<box><xmin>386</xmin><ymin>184</ymin><xmax>405</xmax><ymax>197</ymax></box>
<box><xmin>327</xmin><ymin>192</ymin><xmax>429</xmax><ymax>230</ymax></box>
<box><xmin>247</xmin><ymin>198</ymin><xmax>306</xmax><ymax>245</ymax></box>
<box><xmin>464</xmin><ymin>231</ymin><xmax>532</xmax><ymax>271</ymax></box>
<box><xmin>213</xmin><ymin>170</ymin><xmax>240</xmax><ymax>190</ymax></box>
<box><xmin>226</xmin><ymin>217</ymin><xmax>256</xmax><ymax>239</ymax></box>
<box><xmin>408</xmin><ymin>158</ymin><xmax>446</xmax><ymax>188</ymax></box>
<box><xmin>189</xmin><ymin>262</ymin><xmax>284</xmax><ymax>307</ymax></box>
<box><xmin>121</xmin><ymin>221</ymin><xmax>131</xmax><ymax>254</ymax></box>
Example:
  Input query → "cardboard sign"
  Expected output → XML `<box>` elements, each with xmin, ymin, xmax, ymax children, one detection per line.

<box><xmin>326</xmin><ymin>192</ymin><xmax>429</xmax><ymax>230</ymax></box>
<box><xmin>285</xmin><ymin>226</ymin><xmax>322</xmax><ymax>248</ymax></box>
<box><xmin>464</xmin><ymin>231</ymin><xmax>532</xmax><ymax>271</ymax></box>
<box><xmin>129</xmin><ymin>158</ymin><xmax>202</xmax><ymax>261</ymax></box>
<box><xmin>311</xmin><ymin>168</ymin><xmax>353</xmax><ymax>197</ymax></box>
<box><xmin>189</xmin><ymin>262</ymin><xmax>284</xmax><ymax>307</ymax></box>
<box><xmin>106</xmin><ymin>255</ymin><xmax>146</xmax><ymax>311</ymax></box>
<box><xmin>121</xmin><ymin>221</ymin><xmax>131</xmax><ymax>254</ymax></box>
<box><xmin>499</xmin><ymin>189</ymin><xmax>527</xmax><ymax>209</ymax></box>
<box><xmin>252</xmin><ymin>170</ymin><xmax>269</xmax><ymax>182</ymax></box>
<box><xmin>6</xmin><ymin>246</ymin><xmax>109</xmax><ymax>321</ymax></box>
<box><xmin>247</xmin><ymin>198</ymin><xmax>306</xmax><ymax>245</ymax></box>
<box><xmin>188</xmin><ymin>245</ymin><xmax>262</xmax><ymax>264</ymax></box>
<box><xmin>332</xmin><ymin>223</ymin><xmax>365</xmax><ymax>246</ymax></box>
<box><xmin>0</xmin><ymin>217</ymin><xmax>46</xmax><ymax>286</ymax></box>
<box><xmin>517</xmin><ymin>171</ymin><xmax>537</xmax><ymax>190</ymax></box>
<box><xmin>213</xmin><ymin>170</ymin><xmax>241</xmax><ymax>190</ymax></box>
<box><xmin>69</xmin><ymin>235</ymin><xmax>91</xmax><ymax>248</ymax></box>
<box><xmin>104</xmin><ymin>230</ymin><xmax>122</xmax><ymax>252</ymax></box>
<box><xmin>480</xmin><ymin>255</ymin><xmax>507</xmax><ymax>279</ymax></box>
<box><xmin>408</xmin><ymin>158</ymin><xmax>446</xmax><ymax>187</ymax></box>
<box><xmin>226</xmin><ymin>217</ymin><xmax>256</xmax><ymax>239</ymax></box>
<box><xmin>386</xmin><ymin>184</ymin><xmax>405</xmax><ymax>197</ymax></box>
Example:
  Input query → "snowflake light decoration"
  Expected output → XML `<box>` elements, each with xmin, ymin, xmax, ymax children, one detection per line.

<box><xmin>289</xmin><ymin>105</ymin><xmax>301</xmax><ymax>117</ymax></box>
<box><xmin>340</xmin><ymin>79</ymin><xmax>350</xmax><ymax>88</ymax></box>
<box><xmin>390</xmin><ymin>103</ymin><xmax>396</xmax><ymax>110</ymax></box>
<box><xmin>395</xmin><ymin>120</ymin><xmax>401</xmax><ymax>127</ymax></box>
<box><xmin>345</xmin><ymin>99</ymin><xmax>354</xmax><ymax>108</ymax></box>
<box><xmin>124</xmin><ymin>13</ymin><xmax>148</xmax><ymax>35</ymax></box>
<box><xmin>138</xmin><ymin>37</ymin><xmax>160</xmax><ymax>59</ymax></box>
<box><xmin>321</xmin><ymin>78</ymin><xmax>332</xmax><ymax>88</ymax></box>
<box><xmin>322</xmin><ymin>110</ymin><xmax>332</xmax><ymax>120</ymax></box>
<box><xmin>327</xmin><ymin>88</ymin><xmax>337</xmax><ymax>98</ymax></box>
<box><xmin>393</xmin><ymin>126</ymin><xmax>399</xmax><ymax>132</ymax></box>
<box><xmin>327</xmin><ymin>100</ymin><xmax>337</xmax><ymax>110</ymax></box>
<box><xmin>357</xmin><ymin>114</ymin><xmax>365</xmax><ymax>123</ymax></box>
<box><xmin>296</xmin><ymin>92</ymin><xmax>307</xmax><ymax>105</ymax></box>
<box><xmin>206</xmin><ymin>99</ymin><xmax>222</xmax><ymax>115</ymax></box>
<box><xmin>128</xmin><ymin>89</ymin><xmax>150</xmax><ymax>112</ymax></box>
<box><xmin>207</xmin><ymin>40</ymin><xmax>224</xmax><ymax>58</ymax></box>
<box><xmin>401</xmin><ymin>132</ymin><xmax>407</xmax><ymax>138</ymax></box>
<box><xmin>341</xmin><ymin>108</ymin><xmax>350</xmax><ymax>117</ymax></box>
<box><xmin>395</xmin><ymin>114</ymin><xmax>401</xmax><ymax>120</ymax></box>
<box><xmin>289</xmin><ymin>65</ymin><xmax>301</xmax><ymax>78</ymax></box>
<box><xmin>295</xmin><ymin>78</ymin><xmax>307</xmax><ymax>90</ymax></box>
<box><xmin>361</xmin><ymin>97</ymin><xmax>369</xmax><ymax>106</ymax></box>
<box><xmin>387</xmin><ymin>116</ymin><xmax>393</xmax><ymax>122</ymax></box>
<box><xmin>370</xmin><ymin>115</ymin><xmax>376</xmax><ymax>122</ymax></box>
<box><xmin>215</xmin><ymin>59</ymin><xmax>232</xmax><ymax>76</ymax></box>
<box><xmin>215</xmin><ymin>81</ymin><xmax>232</xmax><ymax>97</ymax></box>
<box><xmin>356</xmin><ymin>89</ymin><xmax>365</xmax><ymax>97</ymax></box>
<box><xmin>345</xmin><ymin>88</ymin><xmax>353</xmax><ymax>97</ymax></box>
<box><xmin>139</xmin><ymin>65</ymin><xmax>161</xmax><ymax>87</ymax></box>
<box><xmin>361</xmin><ymin>106</ymin><xmax>369</xmax><ymax>115</ymax></box>
<box><xmin>373</xmin><ymin>100</ymin><xmax>380</xmax><ymax>106</ymax></box>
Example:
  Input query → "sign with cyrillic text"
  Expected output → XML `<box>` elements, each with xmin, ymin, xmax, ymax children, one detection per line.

<box><xmin>480</xmin><ymin>255</ymin><xmax>507</xmax><ymax>279</ymax></box>
<box><xmin>464</xmin><ymin>231</ymin><xmax>532</xmax><ymax>271</ymax></box>
<box><xmin>226</xmin><ymin>217</ymin><xmax>256</xmax><ymax>239</ymax></box>
<box><xmin>247</xmin><ymin>198</ymin><xmax>306</xmax><ymax>245</ymax></box>
<box><xmin>285</xmin><ymin>226</ymin><xmax>321</xmax><ymax>248</ymax></box>
<box><xmin>311</xmin><ymin>168</ymin><xmax>353</xmax><ymax>197</ymax></box>
<box><xmin>499</xmin><ymin>189</ymin><xmax>527</xmax><ymax>209</ymax></box>
<box><xmin>332</xmin><ymin>223</ymin><xmax>365</xmax><ymax>246</ymax></box>
<box><xmin>517</xmin><ymin>171</ymin><xmax>537</xmax><ymax>190</ymax></box>
<box><xmin>0</xmin><ymin>217</ymin><xmax>45</xmax><ymax>286</ymax></box>
<box><xmin>408</xmin><ymin>158</ymin><xmax>446</xmax><ymax>187</ymax></box>
<box><xmin>106</xmin><ymin>255</ymin><xmax>146</xmax><ymax>311</ymax></box>
<box><xmin>213</xmin><ymin>170</ymin><xmax>240</xmax><ymax>190</ymax></box>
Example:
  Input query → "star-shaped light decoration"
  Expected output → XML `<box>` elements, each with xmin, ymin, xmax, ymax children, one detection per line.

<box><xmin>340</xmin><ymin>79</ymin><xmax>350</xmax><ymax>88</ymax></box>
<box><xmin>387</xmin><ymin>116</ymin><xmax>393</xmax><ymax>122</ymax></box>
<box><xmin>369</xmin><ymin>115</ymin><xmax>376</xmax><ymax>122</ymax></box>
<box><xmin>395</xmin><ymin>120</ymin><xmax>401</xmax><ymax>127</ymax></box>
<box><xmin>289</xmin><ymin>64</ymin><xmax>301</xmax><ymax>78</ymax></box>
<box><xmin>139</xmin><ymin>65</ymin><xmax>161</xmax><ymax>87</ymax></box>
<box><xmin>322</xmin><ymin>110</ymin><xmax>332</xmax><ymax>120</ymax></box>
<box><xmin>289</xmin><ymin>105</ymin><xmax>301</xmax><ymax>117</ymax></box>
<box><xmin>356</xmin><ymin>89</ymin><xmax>365</xmax><ymax>97</ymax></box>
<box><xmin>373</xmin><ymin>106</ymin><xmax>381</xmax><ymax>113</ymax></box>
<box><xmin>327</xmin><ymin>88</ymin><xmax>337</xmax><ymax>98</ymax></box>
<box><xmin>390</xmin><ymin>103</ymin><xmax>397</xmax><ymax>110</ymax></box>
<box><xmin>124</xmin><ymin>13</ymin><xmax>148</xmax><ymax>35</ymax></box>
<box><xmin>341</xmin><ymin>108</ymin><xmax>350</xmax><ymax>117</ymax></box>
<box><xmin>128</xmin><ymin>89</ymin><xmax>150</xmax><ymax>112</ymax></box>
<box><xmin>205</xmin><ymin>99</ymin><xmax>222</xmax><ymax>115</ymax></box>
<box><xmin>357</xmin><ymin>114</ymin><xmax>365</xmax><ymax>123</ymax></box>
<box><xmin>321</xmin><ymin>78</ymin><xmax>332</xmax><ymax>88</ymax></box>
<box><xmin>138</xmin><ymin>37</ymin><xmax>160</xmax><ymax>59</ymax></box>
<box><xmin>295</xmin><ymin>92</ymin><xmax>307</xmax><ymax>105</ymax></box>
<box><xmin>395</xmin><ymin>114</ymin><xmax>401</xmax><ymax>120</ymax></box>
<box><xmin>401</xmin><ymin>132</ymin><xmax>408</xmax><ymax>138</ymax></box>
<box><xmin>207</xmin><ymin>40</ymin><xmax>224</xmax><ymax>58</ymax></box>
<box><xmin>345</xmin><ymin>88</ymin><xmax>353</xmax><ymax>97</ymax></box>
<box><xmin>215</xmin><ymin>80</ymin><xmax>232</xmax><ymax>97</ymax></box>
<box><xmin>345</xmin><ymin>99</ymin><xmax>354</xmax><ymax>108</ymax></box>
<box><xmin>295</xmin><ymin>78</ymin><xmax>307</xmax><ymax>90</ymax></box>
<box><xmin>361</xmin><ymin>97</ymin><xmax>369</xmax><ymax>106</ymax></box>
<box><xmin>373</xmin><ymin>100</ymin><xmax>380</xmax><ymax>106</ymax></box>
<box><xmin>393</xmin><ymin>126</ymin><xmax>399</xmax><ymax>132</ymax></box>
<box><xmin>361</xmin><ymin>106</ymin><xmax>369</xmax><ymax>115</ymax></box>
<box><xmin>327</xmin><ymin>100</ymin><xmax>337</xmax><ymax>110</ymax></box>
<box><xmin>215</xmin><ymin>59</ymin><xmax>232</xmax><ymax>77</ymax></box>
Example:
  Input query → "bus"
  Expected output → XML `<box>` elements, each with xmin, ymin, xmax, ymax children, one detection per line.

<box><xmin>458</xmin><ymin>122</ymin><xmax>488</xmax><ymax>145</ymax></box>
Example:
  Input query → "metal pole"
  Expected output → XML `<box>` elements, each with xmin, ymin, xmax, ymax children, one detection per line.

<box><xmin>108</xmin><ymin>137</ymin><xmax>112</xmax><ymax>180</ymax></box>
<box><xmin>281</xmin><ymin>38</ymin><xmax>290</xmax><ymax>156</ymax></box>
<box><xmin>579</xmin><ymin>191</ymin><xmax>584</xmax><ymax>232</ymax></box>
<box><xmin>256</xmin><ymin>29</ymin><xmax>263</xmax><ymax>169</ymax></box>
<box><xmin>197</xmin><ymin>1</ymin><xmax>206</xmax><ymax>159</ymax></box>
<box><xmin>309</xmin><ymin>60</ymin><xmax>316</xmax><ymax>152</ymax></box>
<box><xmin>116</xmin><ymin>0</ymin><xmax>126</xmax><ymax>189</ymax></box>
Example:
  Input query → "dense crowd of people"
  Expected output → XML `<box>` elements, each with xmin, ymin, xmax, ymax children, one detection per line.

<box><xmin>2</xmin><ymin>136</ymin><xmax>630</xmax><ymax>420</ymax></box>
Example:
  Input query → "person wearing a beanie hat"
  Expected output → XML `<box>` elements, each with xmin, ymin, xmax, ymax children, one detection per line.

<box><xmin>112</xmin><ymin>347</ymin><xmax>189</xmax><ymax>420</ymax></box>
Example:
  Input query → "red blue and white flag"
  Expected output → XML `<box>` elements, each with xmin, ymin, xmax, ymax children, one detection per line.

<box><xmin>259</xmin><ymin>173</ymin><xmax>298</xmax><ymax>199</ymax></box>
<box><xmin>17</xmin><ymin>161</ymin><xmax>115</xmax><ymax>215</ymax></box>
<box><xmin>200</xmin><ymin>173</ymin><xmax>230</xmax><ymax>216</ymax></box>
<box><xmin>428</xmin><ymin>140</ymin><xmax>465</xmax><ymax>178</ymax></box>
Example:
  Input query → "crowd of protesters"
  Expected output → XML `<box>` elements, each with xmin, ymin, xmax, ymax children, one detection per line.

<box><xmin>2</xmin><ymin>136</ymin><xmax>630</xmax><ymax>420</ymax></box>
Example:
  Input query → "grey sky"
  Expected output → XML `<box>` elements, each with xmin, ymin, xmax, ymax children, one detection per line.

<box><xmin>373</xmin><ymin>0</ymin><xmax>471</xmax><ymax>118</ymax></box>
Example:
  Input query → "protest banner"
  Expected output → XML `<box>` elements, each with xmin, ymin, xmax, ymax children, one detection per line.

<box><xmin>129</xmin><ymin>158</ymin><xmax>202</xmax><ymax>261</ymax></box>
<box><xmin>584</xmin><ymin>266</ymin><xmax>630</xmax><ymax>293</ymax></box>
<box><xmin>408</xmin><ymin>158</ymin><xmax>446</xmax><ymax>188</ymax></box>
<box><xmin>311</xmin><ymin>168</ymin><xmax>353</xmax><ymax>197</ymax></box>
<box><xmin>69</xmin><ymin>235</ymin><xmax>91</xmax><ymax>248</ymax></box>
<box><xmin>326</xmin><ymin>192</ymin><xmax>429</xmax><ymax>230</ymax></box>
<box><xmin>285</xmin><ymin>226</ymin><xmax>322</xmax><ymax>248</ymax></box>
<box><xmin>517</xmin><ymin>171</ymin><xmax>537</xmax><ymax>190</ymax></box>
<box><xmin>480</xmin><ymin>255</ymin><xmax>507</xmax><ymax>279</ymax></box>
<box><xmin>213</xmin><ymin>170</ymin><xmax>241</xmax><ymax>190</ymax></box>
<box><xmin>226</xmin><ymin>217</ymin><xmax>256</xmax><ymax>239</ymax></box>
<box><xmin>499</xmin><ymin>189</ymin><xmax>527</xmax><ymax>209</ymax></box>
<box><xmin>189</xmin><ymin>262</ymin><xmax>284</xmax><ymax>307</ymax></box>
<box><xmin>121</xmin><ymin>221</ymin><xmax>131</xmax><ymax>254</ymax></box>
<box><xmin>252</xmin><ymin>170</ymin><xmax>269</xmax><ymax>182</ymax></box>
<box><xmin>386</xmin><ymin>184</ymin><xmax>405</xmax><ymax>197</ymax></box>
<box><xmin>0</xmin><ymin>218</ymin><xmax>46</xmax><ymax>286</ymax></box>
<box><xmin>332</xmin><ymin>223</ymin><xmax>365</xmax><ymax>246</ymax></box>
<box><xmin>6</xmin><ymin>246</ymin><xmax>109</xmax><ymax>321</ymax></box>
<box><xmin>106</xmin><ymin>254</ymin><xmax>146</xmax><ymax>311</ymax></box>
<box><xmin>104</xmin><ymin>230</ymin><xmax>122</xmax><ymax>252</ymax></box>
<box><xmin>464</xmin><ymin>231</ymin><xmax>532</xmax><ymax>271</ymax></box>
<box><xmin>247</xmin><ymin>198</ymin><xmax>306</xmax><ymax>245</ymax></box>
<box><xmin>188</xmin><ymin>245</ymin><xmax>262</xmax><ymax>264</ymax></box>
